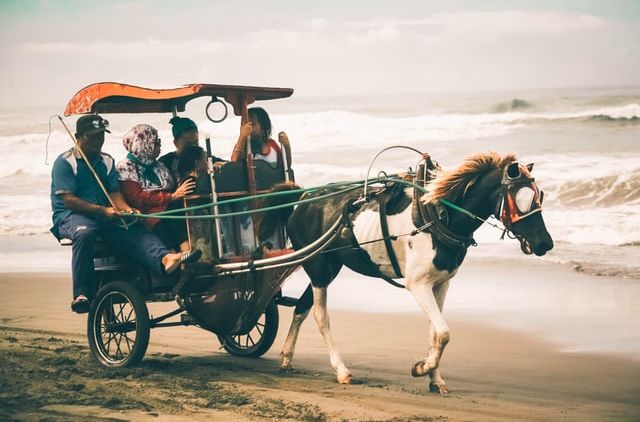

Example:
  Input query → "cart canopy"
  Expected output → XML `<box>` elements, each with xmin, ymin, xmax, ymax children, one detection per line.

<box><xmin>64</xmin><ymin>82</ymin><xmax>294</xmax><ymax>116</ymax></box>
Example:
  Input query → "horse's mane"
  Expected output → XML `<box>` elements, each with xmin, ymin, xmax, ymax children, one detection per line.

<box><xmin>425</xmin><ymin>152</ymin><xmax>517</xmax><ymax>203</ymax></box>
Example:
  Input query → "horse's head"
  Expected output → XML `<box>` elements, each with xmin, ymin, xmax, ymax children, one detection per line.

<box><xmin>494</xmin><ymin>161</ymin><xmax>554</xmax><ymax>256</ymax></box>
<box><xmin>425</xmin><ymin>152</ymin><xmax>553</xmax><ymax>257</ymax></box>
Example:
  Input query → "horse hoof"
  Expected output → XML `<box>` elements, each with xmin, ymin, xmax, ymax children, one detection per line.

<box><xmin>411</xmin><ymin>360</ymin><xmax>428</xmax><ymax>377</ymax></box>
<box><xmin>280</xmin><ymin>354</ymin><xmax>293</xmax><ymax>370</ymax></box>
<box><xmin>429</xmin><ymin>382</ymin><xmax>449</xmax><ymax>395</ymax></box>
<box><xmin>337</xmin><ymin>372</ymin><xmax>353</xmax><ymax>384</ymax></box>
<box><xmin>279</xmin><ymin>365</ymin><xmax>294</xmax><ymax>373</ymax></box>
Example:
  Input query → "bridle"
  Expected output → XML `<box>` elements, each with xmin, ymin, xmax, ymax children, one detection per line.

<box><xmin>494</xmin><ymin>162</ymin><xmax>544</xmax><ymax>254</ymax></box>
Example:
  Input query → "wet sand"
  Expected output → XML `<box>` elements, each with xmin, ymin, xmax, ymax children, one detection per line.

<box><xmin>1</xmin><ymin>272</ymin><xmax>639</xmax><ymax>421</ymax></box>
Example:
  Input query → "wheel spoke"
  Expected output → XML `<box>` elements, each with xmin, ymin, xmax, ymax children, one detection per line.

<box><xmin>125</xmin><ymin>305</ymin><xmax>135</xmax><ymax>323</ymax></box>
<box><xmin>233</xmin><ymin>335</ymin><xmax>242</xmax><ymax>348</ymax></box>
<box><xmin>114</xmin><ymin>333</ymin><xmax>123</xmax><ymax>360</ymax></box>
<box><xmin>123</xmin><ymin>332</ymin><xmax>133</xmax><ymax>354</ymax></box>
<box><xmin>105</xmin><ymin>331</ymin><xmax>115</xmax><ymax>355</ymax></box>
<box><xmin>115</xmin><ymin>300</ymin><xmax>125</xmax><ymax>324</ymax></box>
<box><xmin>247</xmin><ymin>333</ymin><xmax>256</xmax><ymax>347</ymax></box>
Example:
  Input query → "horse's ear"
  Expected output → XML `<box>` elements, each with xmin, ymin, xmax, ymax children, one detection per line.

<box><xmin>526</xmin><ymin>163</ymin><xmax>534</xmax><ymax>172</ymax></box>
<box><xmin>507</xmin><ymin>162</ymin><xmax>521</xmax><ymax>179</ymax></box>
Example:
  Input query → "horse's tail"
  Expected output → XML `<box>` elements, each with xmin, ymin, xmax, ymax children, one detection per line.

<box><xmin>256</xmin><ymin>181</ymin><xmax>303</xmax><ymax>242</ymax></box>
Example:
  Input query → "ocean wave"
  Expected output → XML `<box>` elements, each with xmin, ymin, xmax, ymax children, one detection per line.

<box><xmin>572</xmin><ymin>262</ymin><xmax>640</xmax><ymax>279</ymax></box>
<box><xmin>493</xmin><ymin>98</ymin><xmax>533</xmax><ymax>113</ymax></box>
<box><xmin>550</xmin><ymin>172</ymin><xmax>640</xmax><ymax>207</ymax></box>
<box><xmin>584</xmin><ymin>114</ymin><xmax>640</xmax><ymax>124</ymax></box>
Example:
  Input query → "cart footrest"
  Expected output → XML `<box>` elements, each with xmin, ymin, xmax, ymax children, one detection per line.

<box><xmin>275</xmin><ymin>295</ymin><xmax>298</xmax><ymax>307</ymax></box>
<box><xmin>180</xmin><ymin>313</ymin><xmax>194</xmax><ymax>325</ymax></box>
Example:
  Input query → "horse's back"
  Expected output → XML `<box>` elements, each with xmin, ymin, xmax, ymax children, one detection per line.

<box><xmin>288</xmin><ymin>187</ymin><xmax>360</xmax><ymax>243</ymax></box>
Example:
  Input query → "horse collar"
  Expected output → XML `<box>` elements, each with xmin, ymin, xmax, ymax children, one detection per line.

<box><xmin>412</xmin><ymin>192</ymin><xmax>476</xmax><ymax>251</ymax></box>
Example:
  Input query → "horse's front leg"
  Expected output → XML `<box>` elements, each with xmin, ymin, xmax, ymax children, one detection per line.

<box><xmin>425</xmin><ymin>281</ymin><xmax>450</xmax><ymax>394</ymax></box>
<box><xmin>406</xmin><ymin>277</ymin><xmax>451</xmax><ymax>389</ymax></box>
<box><xmin>312</xmin><ymin>286</ymin><xmax>352</xmax><ymax>384</ymax></box>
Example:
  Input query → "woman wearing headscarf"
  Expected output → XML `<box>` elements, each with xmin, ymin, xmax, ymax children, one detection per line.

<box><xmin>117</xmin><ymin>124</ymin><xmax>195</xmax><ymax>252</ymax></box>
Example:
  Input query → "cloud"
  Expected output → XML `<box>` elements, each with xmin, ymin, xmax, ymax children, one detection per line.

<box><xmin>1</xmin><ymin>8</ymin><xmax>637</xmax><ymax>105</ymax></box>
<box><xmin>20</xmin><ymin>38</ymin><xmax>223</xmax><ymax>57</ymax></box>
<box><xmin>344</xmin><ymin>10</ymin><xmax>608</xmax><ymax>40</ymax></box>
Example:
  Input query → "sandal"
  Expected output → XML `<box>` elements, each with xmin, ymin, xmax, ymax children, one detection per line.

<box><xmin>165</xmin><ymin>249</ymin><xmax>202</xmax><ymax>274</ymax></box>
<box><xmin>71</xmin><ymin>295</ymin><xmax>90</xmax><ymax>314</ymax></box>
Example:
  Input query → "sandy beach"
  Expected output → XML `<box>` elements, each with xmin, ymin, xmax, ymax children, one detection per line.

<box><xmin>1</xmin><ymin>267</ymin><xmax>639</xmax><ymax>421</ymax></box>
<box><xmin>2</xmin><ymin>1</ymin><xmax>639</xmax><ymax>421</ymax></box>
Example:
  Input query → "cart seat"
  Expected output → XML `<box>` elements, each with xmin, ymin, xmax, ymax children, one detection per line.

<box><xmin>214</xmin><ymin>160</ymin><xmax>287</xmax><ymax>194</ymax></box>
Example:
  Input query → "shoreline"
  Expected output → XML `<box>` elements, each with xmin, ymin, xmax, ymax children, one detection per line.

<box><xmin>2</xmin><ymin>233</ymin><xmax>640</xmax><ymax>280</ymax></box>
<box><xmin>2</xmin><ymin>245</ymin><xmax>640</xmax><ymax>359</ymax></box>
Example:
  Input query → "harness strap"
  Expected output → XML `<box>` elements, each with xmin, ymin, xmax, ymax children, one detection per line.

<box><xmin>425</xmin><ymin>202</ymin><xmax>476</xmax><ymax>249</ymax></box>
<box><xmin>412</xmin><ymin>188</ymin><xmax>476</xmax><ymax>251</ymax></box>
<box><xmin>341</xmin><ymin>203</ymin><xmax>405</xmax><ymax>289</ymax></box>
<box><xmin>377</xmin><ymin>196</ymin><xmax>403</xmax><ymax>278</ymax></box>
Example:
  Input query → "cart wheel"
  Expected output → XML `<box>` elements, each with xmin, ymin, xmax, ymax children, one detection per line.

<box><xmin>87</xmin><ymin>281</ymin><xmax>150</xmax><ymax>367</ymax></box>
<box><xmin>218</xmin><ymin>301</ymin><xmax>279</xmax><ymax>358</ymax></box>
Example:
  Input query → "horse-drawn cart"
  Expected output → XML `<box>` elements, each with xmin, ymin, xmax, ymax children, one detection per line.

<box><xmin>62</xmin><ymin>82</ymin><xmax>341</xmax><ymax>367</ymax></box>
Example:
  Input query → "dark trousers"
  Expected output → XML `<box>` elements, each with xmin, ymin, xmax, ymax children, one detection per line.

<box><xmin>153</xmin><ymin>219</ymin><xmax>188</xmax><ymax>252</ymax></box>
<box><xmin>57</xmin><ymin>213</ymin><xmax>170</xmax><ymax>299</ymax></box>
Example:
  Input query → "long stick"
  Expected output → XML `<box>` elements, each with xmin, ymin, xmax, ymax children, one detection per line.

<box><xmin>240</xmin><ymin>107</ymin><xmax>260</xmax><ymax>248</ymax></box>
<box><xmin>57</xmin><ymin>115</ymin><xmax>129</xmax><ymax>228</ymax></box>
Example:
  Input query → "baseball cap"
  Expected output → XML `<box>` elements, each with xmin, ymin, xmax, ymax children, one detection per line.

<box><xmin>76</xmin><ymin>114</ymin><xmax>111</xmax><ymax>136</ymax></box>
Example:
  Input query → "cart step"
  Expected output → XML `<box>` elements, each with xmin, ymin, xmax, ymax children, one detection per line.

<box><xmin>180</xmin><ymin>313</ymin><xmax>195</xmax><ymax>325</ymax></box>
<box><xmin>275</xmin><ymin>296</ymin><xmax>298</xmax><ymax>307</ymax></box>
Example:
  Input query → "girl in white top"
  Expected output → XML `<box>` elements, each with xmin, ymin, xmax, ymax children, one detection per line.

<box><xmin>231</xmin><ymin>107</ymin><xmax>292</xmax><ymax>169</ymax></box>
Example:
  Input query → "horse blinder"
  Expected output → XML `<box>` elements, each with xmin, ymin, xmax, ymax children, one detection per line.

<box><xmin>497</xmin><ymin>162</ymin><xmax>543</xmax><ymax>229</ymax></box>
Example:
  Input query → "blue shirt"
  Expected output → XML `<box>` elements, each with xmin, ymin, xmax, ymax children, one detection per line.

<box><xmin>50</xmin><ymin>148</ymin><xmax>119</xmax><ymax>227</ymax></box>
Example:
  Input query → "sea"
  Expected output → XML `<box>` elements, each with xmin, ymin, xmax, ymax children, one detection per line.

<box><xmin>0</xmin><ymin>86</ymin><xmax>639</xmax><ymax>356</ymax></box>
<box><xmin>1</xmin><ymin>86</ymin><xmax>638</xmax><ymax>277</ymax></box>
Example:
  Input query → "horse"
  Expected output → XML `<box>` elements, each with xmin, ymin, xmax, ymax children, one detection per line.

<box><xmin>268</xmin><ymin>151</ymin><xmax>553</xmax><ymax>394</ymax></box>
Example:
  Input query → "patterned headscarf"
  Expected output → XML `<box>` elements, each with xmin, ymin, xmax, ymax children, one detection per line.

<box><xmin>117</xmin><ymin>124</ymin><xmax>175</xmax><ymax>191</ymax></box>
<box><xmin>122</xmin><ymin>124</ymin><xmax>160</xmax><ymax>164</ymax></box>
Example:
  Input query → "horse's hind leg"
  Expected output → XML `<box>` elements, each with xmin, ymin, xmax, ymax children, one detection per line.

<box><xmin>312</xmin><ymin>285</ymin><xmax>352</xmax><ymax>384</ymax></box>
<box><xmin>280</xmin><ymin>283</ymin><xmax>313</xmax><ymax>370</ymax></box>
<box><xmin>280</xmin><ymin>255</ymin><xmax>342</xmax><ymax>372</ymax></box>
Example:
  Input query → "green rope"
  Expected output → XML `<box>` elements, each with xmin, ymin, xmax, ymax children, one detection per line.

<box><xmin>384</xmin><ymin>177</ymin><xmax>483</xmax><ymax>221</ymax></box>
<box><xmin>148</xmin><ymin>175</ymin><xmax>400</xmax><ymax>216</ymax></box>
<box><xmin>119</xmin><ymin>173</ymin><xmax>484</xmax><ymax>223</ymax></box>
<box><xmin>127</xmin><ymin>184</ymin><xmax>362</xmax><ymax>220</ymax></box>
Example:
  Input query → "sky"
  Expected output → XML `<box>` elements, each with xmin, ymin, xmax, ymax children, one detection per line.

<box><xmin>0</xmin><ymin>0</ymin><xmax>639</xmax><ymax>107</ymax></box>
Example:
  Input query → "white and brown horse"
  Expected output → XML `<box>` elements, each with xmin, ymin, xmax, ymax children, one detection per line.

<box><xmin>273</xmin><ymin>152</ymin><xmax>553</xmax><ymax>393</ymax></box>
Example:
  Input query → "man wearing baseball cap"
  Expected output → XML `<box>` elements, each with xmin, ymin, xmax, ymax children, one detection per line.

<box><xmin>50</xmin><ymin>114</ymin><xmax>201</xmax><ymax>313</ymax></box>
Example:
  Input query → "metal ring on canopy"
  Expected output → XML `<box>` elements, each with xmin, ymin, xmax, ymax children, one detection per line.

<box><xmin>205</xmin><ymin>97</ymin><xmax>229</xmax><ymax>123</ymax></box>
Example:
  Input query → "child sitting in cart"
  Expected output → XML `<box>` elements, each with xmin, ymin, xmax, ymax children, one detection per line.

<box><xmin>176</xmin><ymin>145</ymin><xmax>243</xmax><ymax>258</ymax></box>
<box><xmin>231</xmin><ymin>107</ymin><xmax>292</xmax><ymax>170</ymax></box>
<box><xmin>176</xmin><ymin>145</ymin><xmax>210</xmax><ymax>192</ymax></box>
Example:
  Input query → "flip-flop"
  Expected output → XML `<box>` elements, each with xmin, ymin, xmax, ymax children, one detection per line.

<box><xmin>71</xmin><ymin>295</ymin><xmax>90</xmax><ymax>314</ymax></box>
<box><xmin>165</xmin><ymin>249</ymin><xmax>202</xmax><ymax>274</ymax></box>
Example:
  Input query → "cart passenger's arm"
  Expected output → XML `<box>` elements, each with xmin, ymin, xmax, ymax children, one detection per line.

<box><xmin>61</xmin><ymin>193</ymin><xmax>120</xmax><ymax>219</ymax></box>
<box><xmin>119</xmin><ymin>180</ymin><xmax>173</xmax><ymax>210</ymax></box>
<box><xmin>231</xmin><ymin>121</ymin><xmax>253</xmax><ymax>162</ymax></box>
